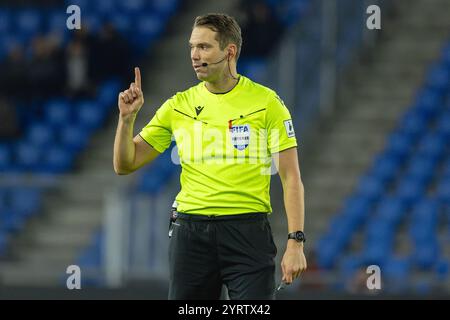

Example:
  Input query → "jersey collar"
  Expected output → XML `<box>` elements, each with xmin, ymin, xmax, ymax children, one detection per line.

<box><xmin>202</xmin><ymin>75</ymin><xmax>243</xmax><ymax>99</ymax></box>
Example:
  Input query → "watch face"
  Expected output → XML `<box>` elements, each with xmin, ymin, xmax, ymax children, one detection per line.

<box><xmin>295</xmin><ymin>231</ymin><xmax>304</xmax><ymax>241</ymax></box>
<box><xmin>288</xmin><ymin>231</ymin><xmax>305</xmax><ymax>242</ymax></box>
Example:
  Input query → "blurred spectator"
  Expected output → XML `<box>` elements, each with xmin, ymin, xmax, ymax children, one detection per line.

<box><xmin>91</xmin><ymin>23</ymin><xmax>131</xmax><ymax>83</ymax></box>
<box><xmin>28</xmin><ymin>35</ymin><xmax>65</xmax><ymax>100</ymax></box>
<box><xmin>65</xmin><ymin>38</ymin><xmax>93</xmax><ymax>99</ymax></box>
<box><xmin>0</xmin><ymin>44</ymin><xmax>28</xmax><ymax>102</ymax></box>
<box><xmin>240</xmin><ymin>1</ymin><xmax>283</xmax><ymax>59</ymax></box>
<box><xmin>0</xmin><ymin>98</ymin><xmax>19</xmax><ymax>139</ymax></box>
<box><xmin>0</xmin><ymin>21</ymin><xmax>133</xmax><ymax>122</ymax></box>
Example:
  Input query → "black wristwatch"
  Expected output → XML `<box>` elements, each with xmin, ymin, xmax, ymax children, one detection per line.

<box><xmin>288</xmin><ymin>231</ymin><xmax>306</xmax><ymax>243</ymax></box>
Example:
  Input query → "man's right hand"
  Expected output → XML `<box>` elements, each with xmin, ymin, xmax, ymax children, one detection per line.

<box><xmin>118</xmin><ymin>67</ymin><xmax>144</xmax><ymax>118</ymax></box>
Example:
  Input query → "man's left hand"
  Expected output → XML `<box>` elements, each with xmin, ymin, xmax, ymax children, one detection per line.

<box><xmin>281</xmin><ymin>240</ymin><xmax>307</xmax><ymax>284</ymax></box>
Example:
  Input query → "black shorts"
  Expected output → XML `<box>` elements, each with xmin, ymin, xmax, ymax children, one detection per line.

<box><xmin>168</xmin><ymin>212</ymin><xmax>277</xmax><ymax>300</ymax></box>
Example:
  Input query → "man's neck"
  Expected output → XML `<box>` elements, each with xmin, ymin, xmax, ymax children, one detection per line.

<box><xmin>205</xmin><ymin>75</ymin><xmax>239</xmax><ymax>94</ymax></box>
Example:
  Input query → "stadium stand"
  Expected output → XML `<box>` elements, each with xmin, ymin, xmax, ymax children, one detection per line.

<box><xmin>316</xmin><ymin>42</ymin><xmax>450</xmax><ymax>293</ymax></box>
<box><xmin>0</xmin><ymin>0</ymin><xmax>180</xmax><ymax>263</ymax></box>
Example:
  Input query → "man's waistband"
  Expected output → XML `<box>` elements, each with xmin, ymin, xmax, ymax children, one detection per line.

<box><xmin>176</xmin><ymin>212</ymin><xmax>269</xmax><ymax>221</ymax></box>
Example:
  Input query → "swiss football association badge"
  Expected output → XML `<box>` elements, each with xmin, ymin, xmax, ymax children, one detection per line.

<box><xmin>284</xmin><ymin>119</ymin><xmax>295</xmax><ymax>138</ymax></box>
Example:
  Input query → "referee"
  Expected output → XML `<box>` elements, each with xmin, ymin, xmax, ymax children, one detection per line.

<box><xmin>113</xmin><ymin>13</ymin><xmax>307</xmax><ymax>300</ymax></box>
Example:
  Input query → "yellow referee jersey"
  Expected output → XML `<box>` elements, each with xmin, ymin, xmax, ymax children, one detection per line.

<box><xmin>139</xmin><ymin>75</ymin><xmax>297</xmax><ymax>215</ymax></box>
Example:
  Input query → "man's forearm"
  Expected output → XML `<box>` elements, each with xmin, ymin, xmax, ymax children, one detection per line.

<box><xmin>113</xmin><ymin>114</ymin><xmax>137</xmax><ymax>174</ymax></box>
<box><xmin>282</xmin><ymin>174</ymin><xmax>305</xmax><ymax>234</ymax></box>
<box><xmin>280</xmin><ymin>172</ymin><xmax>307</xmax><ymax>282</ymax></box>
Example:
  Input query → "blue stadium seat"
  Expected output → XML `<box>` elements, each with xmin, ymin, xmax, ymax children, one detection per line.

<box><xmin>133</xmin><ymin>14</ymin><xmax>163</xmax><ymax>48</ymax></box>
<box><xmin>121</xmin><ymin>0</ymin><xmax>146</xmax><ymax>13</ymax></box>
<box><xmin>373</xmin><ymin>196</ymin><xmax>406</xmax><ymax>226</ymax></box>
<box><xmin>94</xmin><ymin>0</ymin><xmax>118</xmax><ymax>15</ymax></box>
<box><xmin>442</xmin><ymin>42</ymin><xmax>450</xmax><ymax>67</ymax></box>
<box><xmin>442</xmin><ymin>159</ymin><xmax>450</xmax><ymax>181</ymax></box>
<box><xmin>412</xmin><ymin>241</ymin><xmax>440</xmax><ymax>270</ymax></box>
<box><xmin>355</xmin><ymin>175</ymin><xmax>384</xmax><ymax>202</ymax></box>
<box><xmin>15</xmin><ymin>10</ymin><xmax>42</xmax><ymax>41</ymax></box>
<box><xmin>265</xmin><ymin>0</ymin><xmax>282</xmax><ymax>9</ymax></box>
<box><xmin>77</xmin><ymin>231</ymin><xmax>103</xmax><ymax>268</ymax></box>
<box><xmin>435</xmin><ymin>111</ymin><xmax>450</xmax><ymax>140</ymax></box>
<box><xmin>408</xmin><ymin>199</ymin><xmax>439</xmax><ymax>244</ymax></box>
<box><xmin>382</xmin><ymin>257</ymin><xmax>411</xmax><ymax>292</ymax></box>
<box><xmin>137</xmin><ymin>170</ymin><xmax>167</xmax><ymax>193</ymax></box>
<box><xmin>395</xmin><ymin>177</ymin><xmax>425</xmax><ymax>206</ymax></box>
<box><xmin>108</xmin><ymin>14</ymin><xmax>132</xmax><ymax>34</ymax></box>
<box><xmin>0</xmin><ymin>188</ymin><xmax>6</xmax><ymax>211</ymax></box>
<box><xmin>333</xmin><ymin>219</ymin><xmax>356</xmax><ymax>249</ymax></box>
<box><xmin>363</xmin><ymin>240</ymin><xmax>390</xmax><ymax>266</ymax></box>
<box><xmin>77</xmin><ymin>101</ymin><xmax>104</xmax><ymax>131</ymax></box>
<box><xmin>77</xmin><ymin>246</ymin><xmax>102</xmax><ymax>268</ymax></box>
<box><xmin>369</xmin><ymin>153</ymin><xmax>400</xmax><ymax>185</ymax></box>
<box><xmin>316</xmin><ymin>236</ymin><xmax>341</xmax><ymax>269</ymax></box>
<box><xmin>60</xmin><ymin>125</ymin><xmax>89</xmax><ymax>153</ymax></box>
<box><xmin>0</xmin><ymin>204</ymin><xmax>7</xmax><ymax>223</ymax></box>
<box><xmin>276</xmin><ymin>0</ymin><xmax>311</xmax><ymax>27</ymax></box>
<box><xmin>365</xmin><ymin>220</ymin><xmax>395</xmax><ymax>245</ymax></box>
<box><xmin>43</xmin><ymin>146</ymin><xmax>74</xmax><ymax>174</ymax></box>
<box><xmin>1</xmin><ymin>208</ymin><xmax>27</xmax><ymax>233</ymax></box>
<box><xmin>398</xmin><ymin>110</ymin><xmax>428</xmax><ymax>139</ymax></box>
<box><xmin>338</xmin><ymin>254</ymin><xmax>364</xmax><ymax>279</ymax></box>
<box><xmin>412</xmin><ymin>92</ymin><xmax>443</xmax><ymax>123</ymax></box>
<box><xmin>411</xmin><ymin>198</ymin><xmax>439</xmax><ymax>224</ymax></box>
<box><xmin>435</xmin><ymin>258</ymin><xmax>449</xmax><ymax>281</ymax></box>
<box><xmin>45</xmin><ymin>99</ymin><xmax>72</xmax><ymax>128</ymax></box>
<box><xmin>0</xmin><ymin>144</ymin><xmax>12</xmax><ymax>172</ymax></box>
<box><xmin>385</xmin><ymin>132</ymin><xmax>414</xmax><ymax>164</ymax></box>
<box><xmin>426</xmin><ymin>63</ymin><xmax>450</xmax><ymax>95</ymax></box>
<box><xmin>151</xmin><ymin>0</ymin><xmax>179</xmax><ymax>17</ymax></box>
<box><xmin>240</xmin><ymin>59</ymin><xmax>268</xmax><ymax>83</ymax></box>
<box><xmin>341</xmin><ymin>195</ymin><xmax>371</xmax><ymax>227</ymax></box>
<box><xmin>136</xmin><ymin>150</ymin><xmax>177</xmax><ymax>193</ymax></box>
<box><xmin>436</xmin><ymin>180</ymin><xmax>450</xmax><ymax>205</ymax></box>
<box><xmin>403</xmin><ymin>155</ymin><xmax>436</xmax><ymax>185</ymax></box>
<box><xmin>408</xmin><ymin>218</ymin><xmax>436</xmax><ymax>245</ymax></box>
<box><xmin>27</xmin><ymin>123</ymin><xmax>55</xmax><ymax>147</ymax></box>
<box><xmin>448</xmin><ymin>207</ymin><xmax>450</xmax><ymax>239</ymax></box>
<box><xmin>15</xmin><ymin>142</ymin><xmax>42</xmax><ymax>171</ymax></box>
<box><xmin>415</xmin><ymin>87</ymin><xmax>443</xmax><ymax>109</ymax></box>
<box><xmin>98</xmin><ymin>79</ymin><xmax>121</xmax><ymax>109</ymax></box>
<box><xmin>0</xmin><ymin>9</ymin><xmax>11</xmax><ymax>34</ymax></box>
<box><xmin>321</xmin><ymin>215</ymin><xmax>356</xmax><ymax>254</ymax></box>
<box><xmin>415</xmin><ymin>133</ymin><xmax>445</xmax><ymax>162</ymax></box>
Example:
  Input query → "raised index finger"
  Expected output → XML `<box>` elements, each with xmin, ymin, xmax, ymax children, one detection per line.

<box><xmin>134</xmin><ymin>67</ymin><xmax>141</xmax><ymax>89</ymax></box>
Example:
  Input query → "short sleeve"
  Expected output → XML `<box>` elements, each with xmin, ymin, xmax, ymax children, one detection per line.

<box><xmin>266</xmin><ymin>93</ymin><xmax>298</xmax><ymax>154</ymax></box>
<box><xmin>139</xmin><ymin>98</ymin><xmax>173</xmax><ymax>153</ymax></box>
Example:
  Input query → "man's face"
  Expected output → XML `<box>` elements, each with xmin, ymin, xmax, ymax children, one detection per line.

<box><xmin>189</xmin><ymin>27</ymin><xmax>228</xmax><ymax>82</ymax></box>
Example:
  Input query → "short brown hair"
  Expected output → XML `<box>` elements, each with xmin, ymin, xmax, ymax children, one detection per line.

<box><xmin>193</xmin><ymin>13</ymin><xmax>242</xmax><ymax>61</ymax></box>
